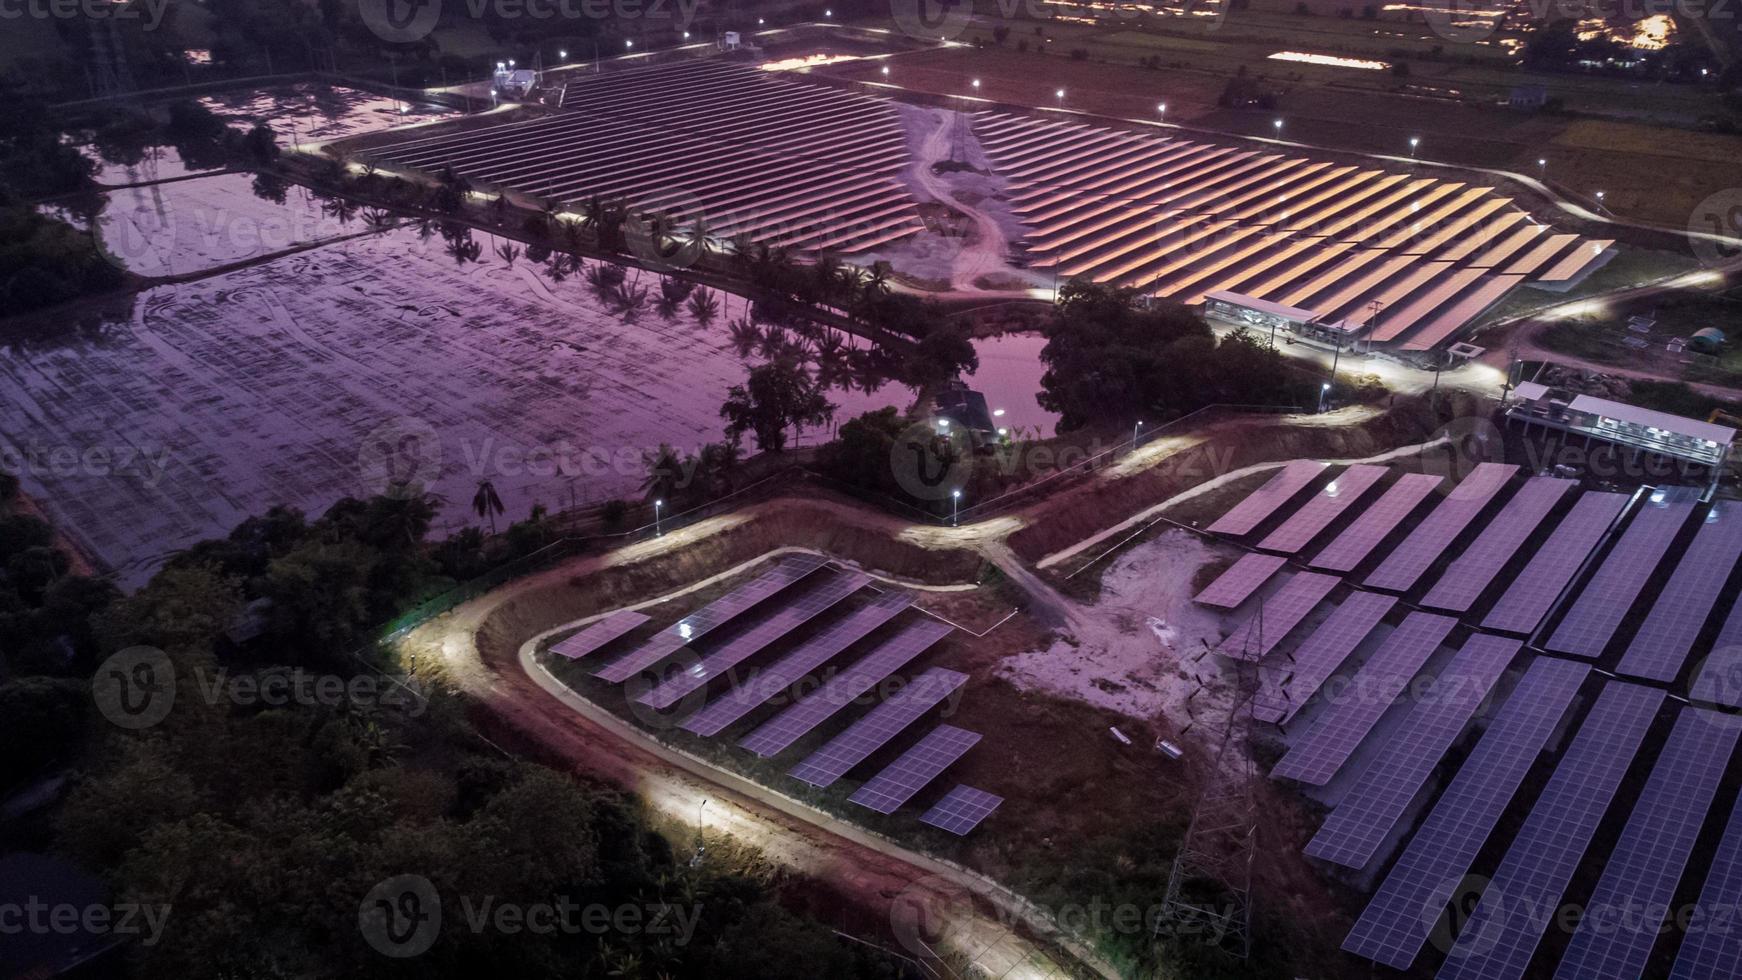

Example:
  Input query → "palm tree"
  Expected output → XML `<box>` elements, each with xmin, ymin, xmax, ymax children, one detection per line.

<box><xmin>472</xmin><ymin>480</ymin><xmax>505</xmax><ymax>534</ymax></box>
<box><xmin>494</xmin><ymin>241</ymin><xmax>520</xmax><ymax>267</ymax></box>
<box><xmin>686</xmin><ymin>289</ymin><xmax>721</xmax><ymax>324</ymax></box>
<box><xmin>727</xmin><ymin>317</ymin><xmax>761</xmax><ymax>358</ymax></box>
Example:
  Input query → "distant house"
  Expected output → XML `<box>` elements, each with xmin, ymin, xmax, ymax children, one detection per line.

<box><xmin>1508</xmin><ymin>84</ymin><xmax>1548</xmax><ymax>109</ymax></box>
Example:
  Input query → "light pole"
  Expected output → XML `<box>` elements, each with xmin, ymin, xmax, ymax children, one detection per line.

<box><xmin>881</xmin><ymin>65</ymin><xmax>890</xmax><ymax>79</ymax></box>
<box><xmin>654</xmin><ymin>498</ymin><xmax>663</xmax><ymax>536</ymax></box>
<box><xmin>971</xmin><ymin>78</ymin><xmax>981</xmax><ymax>95</ymax></box>
<box><xmin>1157</xmin><ymin>102</ymin><xmax>1167</xmax><ymax>123</ymax></box>
<box><xmin>1409</xmin><ymin>136</ymin><xmax>1419</xmax><ymax>158</ymax></box>
<box><xmin>951</xmin><ymin>489</ymin><xmax>961</xmax><ymax>526</ymax></box>
<box><xmin>1055</xmin><ymin>88</ymin><xmax>1065</xmax><ymax>110</ymax></box>
<box><xmin>1132</xmin><ymin>420</ymin><xmax>1144</xmax><ymax>451</ymax></box>
<box><xmin>1318</xmin><ymin>381</ymin><xmax>1331</xmax><ymax>413</ymax></box>
<box><xmin>1537</xmin><ymin>157</ymin><xmax>1547</xmax><ymax>178</ymax></box>
<box><xmin>1273</xmin><ymin>118</ymin><xmax>1283</xmax><ymax>137</ymax></box>
<box><xmin>1594</xmin><ymin>190</ymin><xmax>1607</xmax><ymax>213</ymax></box>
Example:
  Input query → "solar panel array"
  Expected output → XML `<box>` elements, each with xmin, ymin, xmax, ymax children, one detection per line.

<box><xmin>1616</xmin><ymin>501</ymin><xmax>1742</xmax><ymax>682</ymax></box>
<box><xmin>1690</xmin><ymin>603</ymin><xmax>1742</xmax><ymax>708</ymax></box>
<box><xmin>1257</xmin><ymin>464</ymin><xmax>1388</xmax><ymax>554</ymax></box>
<box><xmin>1311</xmin><ymin>473</ymin><xmax>1445</xmax><ymax>572</ymax></box>
<box><xmin>596</xmin><ymin>556</ymin><xmax>826</xmax><ymax>683</ymax></box>
<box><xmin>921</xmin><ymin>785</ymin><xmax>1004</xmax><ymax>836</ymax></box>
<box><xmin>1553</xmin><ymin>708</ymin><xmax>1739</xmax><ymax>980</ymax></box>
<box><xmin>1254</xmin><ymin>592</ymin><xmax>1397</xmax><ymax>724</ymax></box>
<box><xmin>1419</xmin><ymin>477</ymin><xmax>1575</xmax><ymax>612</ymax></box>
<box><xmin>1436</xmin><ymin>683</ymin><xmax>1665</xmax><ymax>980</ymax></box>
<box><xmin>1206</xmin><ymin>460</ymin><xmax>1329</xmax><ymax>536</ymax></box>
<box><xmin>1218</xmin><ymin>572</ymin><xmax>1341</xmax><ymax>661</ymax></box>
<box><xmin>788</xmin><ymin>667</ymin><xmax>969</xmax><ymax>787</ymax></box>
<box><xmin>848</xmin><ymin>725</ymin><xmax>982</xmax><ymax>814</ymax></box>
<box><xmin>1343</xmin><ymin>657</ymin><xmax>1590</xmax><ymax>970</ymax></box>
<box><xmin>1669</xmin><ymin>779</ymin><xmax>1742</xmax><ymax>979</ymax></box>
<box><xmin>637</xmin><ymin>572</ymin><xmax>869</xmax><ymax>710</ymax></box>
<box><xmin>1546</xmin><ymin>488</ymin><xmax>1699</xmax><ymax>658</ymax></box>
<box><xmin>1271</xmin><ymin>612</ymin><xmax>1458</xmax><ymax>785</ymax></box>
<box><xmin>1304</xmin><ymin>634</ymin><xmax>1519</xmax><ymax>869</ymax></box>
<box><xmin>739</xmin><ymin>617</ymin><xmax>954</xmax><ymax>758</ymax></box>
<box><xmin>1192</xmin><ymin>552</ymin><xmax>1288</xmax><ymax>609</ymax></box>
<box><xmin>1482</xmin><ymin>491</ymin><xmax>1630</xmax><ymax>635</ymax></box>
<box><xmin>1364</xmin><ymin>463</ymin><xmax>1517</xmax><ymax>593</ymax></box>
<box><xmin>680</xmin><ymin>591</ymin><xmax>913</xmax><ymax>738</ymax></box>
<box><xmin>548</xmin><ymin>610</ymin><xmax>649</xmax><ymax>660</ymax></box>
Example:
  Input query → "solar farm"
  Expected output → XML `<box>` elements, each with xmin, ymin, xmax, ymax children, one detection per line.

<box><xmin>352</xmin><ymin>56</ymin><xmax>1619</xmax><ymax>352</ymax></box>
<box><xmin>1193</xmin><ymin>459</ymin><xmax>1742</xmax><ymax>978</ymax></box>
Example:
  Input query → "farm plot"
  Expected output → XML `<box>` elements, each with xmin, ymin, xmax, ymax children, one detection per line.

<box><xmin>368</xmin><ymin>60</ymin><xmax>925</xmax><ymax>255</ymax></box>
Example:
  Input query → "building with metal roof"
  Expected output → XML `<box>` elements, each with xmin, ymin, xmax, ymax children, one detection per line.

<box><xmin>1505</xmin><ymin>381</ymin><xmax>1734</xmax><ymax>490</ymax></box>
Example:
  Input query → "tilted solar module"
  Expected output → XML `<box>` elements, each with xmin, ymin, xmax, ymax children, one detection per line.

<box><xmin>680</xmin><ymin>591</ymin><xmax>913</xmax><ymax>738</ymax></box>
<box><xmin>1547</xmin><ymin>487</ymin><xmax>1700</xmax><ymax>658</ymax></box>
<box><xmin>1482</xmin><ymin>491</ymin><xmax>1630</xmax><ymax>635</ymax></box>
<box><xmin>1254</xmin><ymin>591</ymin><xmax>1397</xmax><ymax>724</ymax></box>
<box><xmin>1554</xmin><ymin>708</ymin><xmax>1740</xmax><ymax>980</ymax></box>
<box><xmin>1364</xmin><ymin>462</ymin><xmax>1518</xmax><ymax>593</ymax></box>
<box><xmin>1419</xmin><ymin>477</ymin><xmax>1576</xmax><ymax>612</ymax></box>
<box><xmin>1192</xmin><ymin>553</ymin><xmax>1288</xmax><ymax>609</ymax></box>
<box><xmin>788</xmin><ymin>667</ymin><xmax>970</xmax><ymax>787</ymax></box>
<box><xmin>1218</xmin><ymin>572</ymin><xmax>1341</xmax><ymax>661</ymax></box>
<box><xmin>1206</xmin><ymin>460</ymin><xmax>1329</xmax><ymax>536</ymax></box>
<box><xmin>739</xmin><ymin>617</ymin><xmax>954</xmax><ymax>757</ymax></box>
<box><xmin>1271</xmin><ymin>612</ymin><xmax>1458</xmax><ymax>785</ymax></box>
<box><xmin>1436</xmin><ymin>683</ymin><xmax>1665</xmax><ymax>980</ymax></box>
<box><xmin>1258</xmin><ymin>464</ymin><xmax>1388</xmax><ymax>554</ymax></box>
<box><xmin>1669</xmin><ymin>766</ymin><xmax>1742</xmax><ymax>979</ymax></box>
<box><xmin>548</xmin><ymin>610</ymin><xmax>650</xmax><ymax>660</ymax></box>
<box><xmin>1304</xmin><ymin>634</ymin><xmax>1519</xmax><ymax>869</ymax></box>
<box><xmin>1690</xmin><ymin>599</ymin><xmax>1742</xmax><ymax>708</ymax></box>
<box><xmin>1311</xmin><ymin>473</ymin><xmax>1445</xmax><ymax>572</ymax></box>
<box><xmin>637</xmin><ymin>572</ymin><xmax>869</xmax><ymax>709</ymax></box>
<box><xmin>848</xmin><ymin>725</ymin><xmax>982</xmax><ymax>814</ymax></box>
<box><xmin>1342</xmin><ymin>657</ymin><xmax>1590</xmax><ymax>970</ymax></box>
<box><xmin>921</xmin><ymin>785</ymin><xmax>1004</xmax><ymax>836</ymax></box>
<box><xmin>1616</xmin><ymin>501</ymin><xmax>1742</xmax><ymax>682</ymax></box>
<box><xmin>596</xmin><ymin>555</ymin><xmax>827</xmax><ymax>683</ymax></box>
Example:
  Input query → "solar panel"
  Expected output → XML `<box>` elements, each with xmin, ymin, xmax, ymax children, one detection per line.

<box><xmin>1669</xmin><ymin>768</ymin><xmax>1742</xmax><ymax>979</ymax></box>
<box><xmin>548</xmin><ymin>610</ymin><xmax>649</xmax><ymax>660</ymax></box>
<box><xmin>1547</xmin><ymin>487</ymin><xmax>1700</xmax><ymax>658</ymax></box>
<box><xmin>1554</xmin><ymin>708</ymin><xmax>1740</xmax><ymax>980</ymax></box>
<box><xmin>595</xmin><ymin>556</ymin><xmax>827</xmax><ymax>683</ymax></box>
<box><xmin>788</xmin><ymin>667</ymin><xmax>969</xmax><ymax>787</ymax></box>
<box><xmin>1342</xmin><ymin>657</ymin><xmax>1590</xmax><ymax>970</ymax></box>
<box><xmin>1616</xmin><ymin>501</ymin><xmax>1742</xmax><ymax>682</ymax></box>
<box><xmin>921</xmin><ymin>784</ymin><xmax>1004</xmax><ymax>836</ymax></box>
<box><xmin>1258</xmin><ymin>464</ymin><xmax>1388</xmax><ymax>554</ymax></box>
<box><xmin>848</xmin><ymin>725</ymin><xmax>982</xmax><ymax>814</ymax></box>
<box><xmin>1419</xmin><ymin>477</ymin><xmax>1575</xmax><ymax>612</ymax></box>
<box><xmin>1364</xmin><ymin>462</ymin><xmax>1517</xmax><ymax>593</ymax></box>
<box><xmin>1206</xmin><ymin>460</ymin><xmax>1329</xmax><ymax>536</ymax></box>
<box><xmin>1218</xmin><ymin>572</ymin><xmax>1341</xmax><ymax>661</ymax></box>
<box><xmin>1311</xmin><ymin>473</ymin><xmax>1444</xmax><ymax>572</ymax></box>
<box><xmin>1482</xmin><ymin>491</ymin><xmax>1629</xmax><ymax>635</ymax></box>
<box><xmin>739</xmin><ymin>617</ymin><xmax>954</xmax><ymax>757</ymax></box>
<box><xmin>1192</xmin><ymin>553</ymin><xmax>1288</xmax><ymax>609</ymax></box>
<box><xmin>680</xmin><ymin>591</ymin><xmax>913</xmax><ymax>738</ymax></box>
<box><xmin>1255</xmin><ymin>592</ymin><xmax>1397</xmax><ymax>724</ymax></box>
<box><xmin>1271</xmin><ymin>612</ymin><xmax>1458</xmax><ymax>785</ymax></box>
<box><xmin>1690</xmin><ymin>602</ymin><xmax>1742</xmax><ymax>708</ymax></box>
<box><xmin>1435</xmin><ymin>683</ymin><xmax>1665</xmax><ymax>980</ymax></box>
<box><xmin>1304</xmin><ymin>634</ymin><xmax>1519</xmax><ymax>868</ymax></box>
<box><xmin>637</xmin><ymin>572</ymin><xmax>869</xmax><ymax>710</ymax></box>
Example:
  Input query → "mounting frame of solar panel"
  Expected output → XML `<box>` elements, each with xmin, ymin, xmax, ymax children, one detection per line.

<box><xmin>1341</xmin><ymin>656</ymin><xmax>1591</xmax><ymax>970</ymax></box>
<box><xmin>1270</xmin><ymin>612</ymin><xmax>1457</xmax><ymax>785</ymax></box>
<box><xmin>1218</xmin><ymin>571</ymin><xmax>1341</xmax><ymax>661</ymax></box>
<box><xmin>548</xmin><ymin>610</ymin><xmax>650</xmax><ymax>660</ymax></box>
<box><xmin>849</xmin><ymin>725</ymin><xmax>982</xmax><ymax>814</ymax></box>
<box><xmin>1553</xmin><ymin>707</ymin><xmax>1740</xmax><ymax>980</ymax></box>
<box><xmin>789</xmin><ymin>667</ymin><xmax>970</xmax><ymax>787</ymax></box>
<box><xmin>681</xmin><ymin>591</ymin><xmax>913</xmax><ymax>737</ymax></box>
<box><xmin>921</xmin><ymin>785</ymin><xmax>1003</xmax><ymax>836</ymax></box>
<box><xmin>1418</xmin><ymin>477</ymin><xmax>1574</xmax><ymax>612</ymax></box>
<box><xmin>1363</xmin><ymin>462</ymin><xmax>1517</xmax><ymax>593</ymax></box>
<box><xmin>1669</xmin><ymin>766</ymin><xmax>1742</xmax><ymax>979</ymax></box>
<box><xmin>739</xmin><ymin>617</ymin><xmax>954</xmax><ymax>757</ymax></box>
<box><xmin>637</xmin><ymin>571</ymin><xmax>869</xmax><ymax>709</ymax></box>
<box><xmin>1311</xmin><ymin>472</ymin><xmax>1445</xmax><ymax>572</ymax></box>
<box><xmin>1206</xmin><ymin>460</ymin><xmax>1328</xmax><ymax>536</ymax></box>
<box><xmin>1436</xmin><ymin>683</ymin><xmax>1666</xmax><ymax>980</ymax></box>
<box><xmin>1258</xmin><ymin>464</ymin><xmax>1388</xmax><ymax>554</ymax></box>
<box><xmin>1615</xmin><ymin>500</ymin><xmax>1742</xmax><ymax>682</ymax></box>
<box><xmin>1254</xmin><ymin>591</ymin><xmax>1397</xmax><ymax>724</ymax></box>
<box><xmin>1482</xmin><ymin>490</ymin><xmax>1630</xmax><ymax>635</ymax></box>
<box><xmin>1193</xmin><ymin>552</ymin><xmax>1288</xmax><ymax>609</ymax></box>
<box><xmin>1545</xmin><ymin>487</ymin><xmax>1699</xmax><ymax>658</ymax></box>
<box><xmin>1304</xmin><ymin>634</ymin><xmax>1519</xmax><ymax>869</ymax></box>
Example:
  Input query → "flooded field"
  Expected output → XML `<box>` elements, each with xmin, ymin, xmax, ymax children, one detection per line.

<box><xmin>200</xmin><ymin>83</ymin><xmax>455</xmax><ymax>145</ymax></box>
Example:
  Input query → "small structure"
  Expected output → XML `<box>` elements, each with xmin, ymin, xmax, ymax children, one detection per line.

<box><xmin>722</xmin><ymin>31</ymin><xmax>742</xmax><ymax>50</ymax></box>
<box><xmin>1506</xmin><ymin>381</ymin><xmax>1735</xmax><ymax>489</ymax></box>
<box><xmin>1508</xmin><ymin>84</ymin><xmax>1548</xmax><ymax>109</ymax></box>
<box><xmin>1689</xmin><ymin>327</ymin><xmax>1727</xmax><ymax>355</ymax></box>
<box><xmin>493</xmin><ymin>66</ymin><xmax>537</xmax><ymax>97</ymax></box>
<box><xmin>933</xmin><ymin>382</ymin><xmax>998</xmax><ymax>443</ymax></box>
<box><xmin>1202</xmin><ymin>290</ymin><xmax>1364</xmax><ymax>350</ymax></box>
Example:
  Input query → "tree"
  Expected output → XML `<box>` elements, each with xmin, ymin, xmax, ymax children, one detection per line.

<box><xmin>720</xmin><ymin>361</ymin><xmax>835</xmax><ymax>453</ymax></box>
<box><xmin>905</xmin><ymin>324</ymin><xmax>980</xmax><ymax>389</ymax></box>
<box><xmin>472</xmin><ymin>480</ymin><xmax>506</xmax><ymax>534</ymax></box>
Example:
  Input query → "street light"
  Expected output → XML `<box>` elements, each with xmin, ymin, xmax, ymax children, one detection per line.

<box><xmin>1318</xmin><ymin>382</ymin><xmax>1331</xmax><ymax>413</ymax></box>
<box><xmin>1409</xmin><ymin>136</ymin><xmax>1419</xmax><ymax>158</ymax></box>
<box><xmin>1157</xmin><ymin>102</ymin><xmax>1167</xmax><ymax>122</ymax></box>
<box><xmin>971</xmin><ymin>78</ymin><xmax>981</xmax><ymax>92</ymax></box>
<box><xmin>1132</xmin><ymin>420</ymin><xmax>1144</xmax><ymax>450</ymax></box>
<box><xmin>951</xmin><ymin>489</ymin><xmax>961</xmax><ymax>526</ymax></box>
<box><xmin>558</xmin><ymin>49</ymin><xmax>567</xmax><ymax>59</ymax></box>
<box><xmin>654</xmin><ymin>499</ymin><xmax>664</xmax><ymax>535</ymax></box>
<box><xmin>625</xmin><ymin>39</ymin><xmax>633</xmax><ymax>49</ymax></box>
<box><xmin>1537</xmin><ymin>157</ymin><xmax>1547</xmax><ymax>176</ymax></box>
<box><xmin>1273</xmin><ymin>118</ymin><xmax>1283</xmax><ymax>136</ymax></box>
<box><xmin>1595</xmin><ymin>190</ymin><xmax>1607</xmax><ymax>212</ymax></box>
<box><xmin>881</xmin><ymin>65</ymin><xmax>890</xmax><ymax>77</ymax></box>
<box><xmin>1055</xmin><ymin>88</ymin><xmax>1065</xmax><ymax>110</ymax></box>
